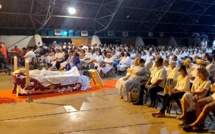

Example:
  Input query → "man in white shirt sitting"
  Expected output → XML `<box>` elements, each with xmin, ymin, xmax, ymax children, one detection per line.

<box><xmin>24</xmin><ymin>47</ymin><xmax>36</xmax><ymax>63</ymax></box>
<box><xmin>142</xmin><ymin>57</ymin><xmax>167</xmax><ymax>107</ymax></box>
<box><xmin>21</xmin><ymin>47</ymin><xmax>36</xmax><ymax>66</ymax></box>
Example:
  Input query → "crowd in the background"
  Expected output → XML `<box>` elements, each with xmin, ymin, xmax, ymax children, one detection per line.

<box><xmin>4</xmin><ymin>40</ymin><xmax>215</xmax><ymax>132</ymax></box>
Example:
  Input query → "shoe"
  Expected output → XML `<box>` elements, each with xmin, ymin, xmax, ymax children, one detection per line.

<box><xmin>192</xmin><ymin>124</ymin><xmax>205</xmax><ymax>132</ymax></box>
<box><xmin>183</xmin><ymin>124</ymin><xmax>193</xmax><ymax>132</ymax></box>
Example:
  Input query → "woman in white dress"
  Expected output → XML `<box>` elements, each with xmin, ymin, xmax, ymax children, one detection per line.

<box><xmin>42</xmin><ymin>47</ymin><xmax>55</xmax><ymax>65</ymax></box>
<box><xmin>177</xmin><ymin>67</ymin><xmax>211</xmax><ymax>125</ymax></box>
<box><xmin>117</xmin><ymin>52</ymin><xmax>131</xmax><ymax>72</ymax></box>
<box><xmin>99</xmin><ymin>53</ymin><xmax>113</xmax><ymax>77</ymax></box>
<box><xmin>59</xmin><ymin>51</ymin><xmax>73</xmax><ymax>70</ymax></box>
<box><xmin>92</xmin><ymin>51</ymin><xmax>104</xmax><ymax>69</ymax></box>
<box><xmin>116</xmin><ymin>57</ymin><xmax>140</xmax><ymax>97</ymax></box>
<box><xmin>119</xmin><ymin>59</ymin><xmax>148</xmax><ymax>101</ymax></box>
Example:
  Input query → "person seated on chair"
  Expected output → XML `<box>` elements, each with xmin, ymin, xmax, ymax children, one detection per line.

<box><xmin>152</xmin><ymin>65</ymin><xmax>190</xmax><ymax>117</ymax></box>
<box><xmin>183</xmin><ymin>83</ymin><xmax>215</xmax><ymax>132</ymax></box>
<box><xmin>11</xmin><ymin>45</ymin><xmax>22</xmax><ymax>56</ymax></box>
<box><xmin>116</xmin><ymin>57</ymin><xmax>140</xmax><ymax>99</ymax></box>
<box><xmin>41</xmin><ymin>47</ymin><xmax>55</xmax><ymax>65</ymax></box>
<box><xmin>126</xmin><ymin>57</ymin><xmax>141</xmax><ymax>76</ymax></box>
<box><xmin>21</xmin><ymin>47</ymin><xmax>36</xmax><ymax>66</ymax></box>
<box><xmin>50</xmin><ymin>49</ymin><xmax>65</xmax><ymax>67</ymax></box>
<box><xmin>55</xmin><ymin>50</ymin><xmax>69</xmax><ymax>70</ymax></box>
<box><xmin>206</xmin><ymin>55</ymin><xmax>215</xmax><ymax>83</ymax></box>
<box><xmin>117</xmin><ymin>58</ymin><xmax>148</xmax><ymax>102</ymax></box>
<box><xmin>92</xmin><ymin>51</ymin><xmax>104</xmax><ymax>69</ymax></box>
<box><xmin>177</xmin><ymin>67</ymin><xmax>211</xmax><ymax>125</ymax></box>
<box><xmin>117</xmin><ymin>52</ymin><xmax>131</xmax><ymax>74</ymax></box>
<box><xmin>99</xmin><ymin>53</ymin><xmax>113</xmax><ymax>78</ymax></box>
<box><xmin>167</xmin><ymin>61</ymin><xmax>180</xmax><ymax>87</ymax></box>
<box><xmin>59</xmin><ymin>51</ymin><xmax>73</xmax><ymax>70</ymax></box>
<box><xmin>65</xmin><ymin>52</ymin><xmax>81</xmax><ymax>71</ymax></box>
<box><xmin>141</xmin><ymin>57</ymin><xmax>167</xmax><ymax>107</ymax></box>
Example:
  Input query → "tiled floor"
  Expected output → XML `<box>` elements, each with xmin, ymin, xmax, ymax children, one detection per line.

<box><xmin>0</xmin><ymin>73</ymin><xmax>215</xmax><ymax>134</ymax></box>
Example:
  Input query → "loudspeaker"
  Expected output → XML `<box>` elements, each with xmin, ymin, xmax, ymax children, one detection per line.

<box><xmin>88</xmin><ymin>69</ymin><xmax>103</xmax><ymax>87</ymax></box>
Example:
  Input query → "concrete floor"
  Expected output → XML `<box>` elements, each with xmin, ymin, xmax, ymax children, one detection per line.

<box><xmin>0</xmin><ymin>73</ymin><xmax>215</xmax><ymax>134</ymax></box>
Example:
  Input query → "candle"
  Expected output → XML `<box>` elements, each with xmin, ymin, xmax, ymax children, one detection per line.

<box><xmin>25</xmin><ymin>60</ymin><xmax>30</xmax><ymax>86</ymax></box>
<box><xmin>14</xmin><ymin>56</ymin><xmax>17</xmax><ymax>71</ymax></box>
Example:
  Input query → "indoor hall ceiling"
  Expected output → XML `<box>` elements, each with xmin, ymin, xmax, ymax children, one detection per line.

<box><xmin>0</xmin><ymin>0</ymin><xmax>215</xmax><ymax>35</ymax></box>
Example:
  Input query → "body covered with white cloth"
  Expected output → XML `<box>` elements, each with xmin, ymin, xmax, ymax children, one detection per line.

<box><xmin>12</xmin><ymin>67</ymin><xmax>90</xmax><ymax>94</ymax></box>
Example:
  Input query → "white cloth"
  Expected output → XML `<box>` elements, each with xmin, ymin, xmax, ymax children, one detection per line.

<box><xmin>29</xmin><ymin>67</ymin><xmax>90</xmax><ymax>90</ymax></box>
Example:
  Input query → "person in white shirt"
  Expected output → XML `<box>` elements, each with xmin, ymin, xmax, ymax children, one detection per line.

<box><xmin>142</xmin><ymin>57</ymin><xmax>167</xmax><ymax>107</ymax></box>
<box><xmin>99</xmin><ymin>53</ymin><xmax>113</xmax><ymax>77</ymax></box>
<box><xmin>130</xmin><ymin>50</ymin><xmax>137</xmax><ymax>66</ymax></box>
<box><xmin>206</xmin><ymin>55</ymin><xmax>215</xmax><ymax>78</ymax></box>
<box><xmin>145</xmin><ymin>51</ymin><xmax>154</xmax><ymax>66</ymax></box>
<box><xmin>166</xmin><ymin>61</ymin><xmax>180</xmax><ymax>87</ymax></box>
<box><xmin>117</xmin><ymin>52</ymin><xmax>131</xmax><ymax>72</ymax></box>
<box><xmin>183</xmin><ymin>76</ymin><xmax>214</xmax><ymax>132</ymax></box>
<box><xmin>93</xmin><ymin>51</ymin><xmax>104</xmax><ymax>68</ymax></box>
<box><xmin>51</xmin><ymin>49</ymin><xmax>65</xmax><ymax>67</ymax></box>
<box><xmin>152</xmin><ymin>65</ymin><xmax>190</xmax><ymax>117</ymax></box>
<box><xmin>163</xmin><ymin>59</ymin><xmax>171</xmax><ymax>75</ymax></box>
<box><xmin>178</xmin><ymin>68</ymin><xmax>210</xmax><ymax>126</ymax></box>
<box><xmin>24</xmin><ymin>47</ymin><xmax>36</xmax><ymax>62</ymax></box>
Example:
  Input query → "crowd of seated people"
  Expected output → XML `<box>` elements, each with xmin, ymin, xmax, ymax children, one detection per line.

<box><xmin>112</xmin><ymin>44</ymin><xmax>215</xmax><ymax>132</ymax></box>
<box><xmin>4</xmin><ymin>41</ymin><xmax>215</xmax><ymax>131</ymax></box>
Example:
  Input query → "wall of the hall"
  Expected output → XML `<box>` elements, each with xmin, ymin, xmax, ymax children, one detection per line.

<box><xmin>0</xmin><ymin>35</ymin><xmax>194</xmax><ymax>51</ymax></box>
<box><xmin>41</xmin><ymin>36</ymin><xmax>191</xmax><ymax>47</ymax></box>
<box><xmin>0</xmin><ymin>36</ymin><xmax>35</xmax><ymax>51</ymax></box>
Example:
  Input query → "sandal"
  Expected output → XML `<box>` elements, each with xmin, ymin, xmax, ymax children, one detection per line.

<box><xmin>154</xmin><ymin>113</ymin><xmax>165</xmax><ymax>118</ymax></box>
<box><xmin>176</xmin><ymin>115</ymin><xmax>185</xmax><ymax>120</ymax></box>
<box><xmin>152</xmin><ymin>111</ymin><xmax>161</xmax><ymax>117</ymax></box>
<box><xmin>178</xmin><ymin>121</ymin><xmax>186</xmax><ymax>126</ymax></box>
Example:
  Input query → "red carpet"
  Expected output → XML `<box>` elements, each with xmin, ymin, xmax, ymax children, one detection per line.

<box><xmin>0</xmin><ymin>79</ymin><xmax>117</xmax><ymax>104</ymax></box>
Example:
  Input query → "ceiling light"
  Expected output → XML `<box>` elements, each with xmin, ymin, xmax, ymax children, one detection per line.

<box><xmin>68</xmin><ymin>7</ymin><xmax>76</xmax><ymax>15</ymax></box>
<box><xmin>0</xmin><ymin>4</ymin><xmax>2</xmax><ymax>9</ymax></box>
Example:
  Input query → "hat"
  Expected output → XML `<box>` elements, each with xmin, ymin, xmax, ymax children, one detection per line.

<box><xmin>183</xmin><ymin>58</ymin><xmax>192</xmax><ymax>66</ymax></box>
<box><xmin>196</xmin><ymin>59</ymin><xmax>210</xmax><ymax>65</ymax></box>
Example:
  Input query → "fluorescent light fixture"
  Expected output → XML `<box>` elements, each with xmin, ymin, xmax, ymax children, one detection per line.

<box><xmin>68</xmin><ymin>7</ymin><xmax>76</xmax><ymax>15</ymax></box>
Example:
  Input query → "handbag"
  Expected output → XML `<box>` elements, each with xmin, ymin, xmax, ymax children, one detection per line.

<box><xmin>129</xmin><ymin>86</ymin><xmax>143</xmax><ymax>105</ymax></box>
